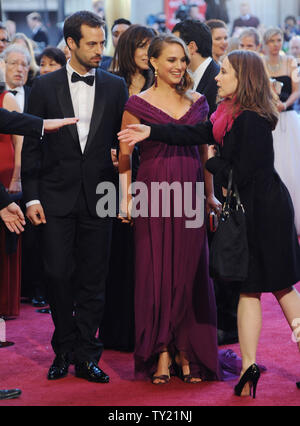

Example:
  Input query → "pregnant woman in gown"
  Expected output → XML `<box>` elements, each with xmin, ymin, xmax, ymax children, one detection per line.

<box><xmin>119</xmin><ymin>34</ymin><xmax>239</xmax><ymax>384</ymax></box>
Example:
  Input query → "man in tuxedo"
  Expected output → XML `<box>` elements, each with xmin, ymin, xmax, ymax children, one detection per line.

<box><xmin>172</xmin><ymin>19</ymin><xmax>219</xmax><ymax>116</ymax></box>
<box><xmin>21</xmin><ymin>11</ymin><xmax>128</xmax><ymax>383</ymax></box>
<box><xmin>3</xmin><ymin>45</ymin><xmax>31</xmax><ymax>113</ymax></box>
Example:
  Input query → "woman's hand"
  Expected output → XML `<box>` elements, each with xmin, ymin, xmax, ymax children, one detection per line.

<box><xmin>118</xmin><ymin>124</ymin><xmax>151</xmax><ymax>147</ymax></box>
<box><xmin>118</xmin><ymin>196</ymin><xmax>133</xmax><ymax>225</ymax></box>
<box><xmin>111</xmin><ymin>148</ymin><xmax>119</xmax><ymax>170</ymax></box>
<box><xmin>277</xmin><ymin>101</ymin><xmax>287</xmax><ymax>112</ymax></box>
<box><xmin>206</xmin><ymin>194</ymin><xmax>222</xmax><ymax>216</ymax></box>
<box><xmin>208</xmin><ymin>144</ymin><xmax>217</xmax><ymax>160</ymax></box>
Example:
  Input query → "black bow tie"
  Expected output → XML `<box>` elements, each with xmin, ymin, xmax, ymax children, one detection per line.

<box><xmin>9</xmin><ymin>90</ymin><xmax>18</xmax><ymax>96</ymax></box>
<box><xmin>71</xmin><ymin>72</ymin><xmax>95</xmax><ymax>86</ymax></box>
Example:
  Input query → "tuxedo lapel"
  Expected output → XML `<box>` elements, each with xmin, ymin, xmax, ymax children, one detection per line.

<box><xmin>84</xmin><ymin>69</ymin><xmax>106</xmax><ymax>154</ymax></box>
<box><xmin>56</xmin><ymin>68</ymin><xmax>80</xmax><ymax>147</ymax></box>
<box><xmin>23</xmin><ymin>86</ymin><xmax>31</xmax><ymax>113</ymax></box>
<box><xmin>196</xmin><ymin>62</ymin><xmax>212</xmax><ymax>93</ymax></box>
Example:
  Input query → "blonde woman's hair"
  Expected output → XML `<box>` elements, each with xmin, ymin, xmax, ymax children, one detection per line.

<box><xmin>263</xmin><ymin>27</ymin><xmax>283</xmax><ymax>46</ymax></box>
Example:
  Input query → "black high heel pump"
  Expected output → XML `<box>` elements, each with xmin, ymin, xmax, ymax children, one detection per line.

<box><xmin>234</xmin><ymin>364</ymin><xmax>261</xmax><ymax>399</ymax></box>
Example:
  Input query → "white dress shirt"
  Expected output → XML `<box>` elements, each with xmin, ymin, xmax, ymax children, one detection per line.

<box><xmin>192</xmin><ymin>57</ymin><xmax>213</xmax><ymax>91</ymax></box>
<box><xmin>66</xmin><ymin>61</ymin><xmax>96</xmax><ymax>154</ymax></box>
<box><xmin>6</xmin><ymin>85</ymin><xmax>25</xmax><ymax>112</ymax></box>
<box><xmin>26</xmin><ymin>62</ymin><xmax>96</xmax><ymax>208</ymax></box>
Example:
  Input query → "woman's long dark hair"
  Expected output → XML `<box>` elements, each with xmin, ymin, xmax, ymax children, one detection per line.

<box><xmin>110</xmin><ymin>24</ymin><xmax>156</xmax><ymax>89</ymax></box>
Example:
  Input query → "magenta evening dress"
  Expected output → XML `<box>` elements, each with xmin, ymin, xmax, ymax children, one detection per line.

<box><xmin>125</xmin><ymin>95</ymin><xmax>244</xmax><ymax>381</ymax></box>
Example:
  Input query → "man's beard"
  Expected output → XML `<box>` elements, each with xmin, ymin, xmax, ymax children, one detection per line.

<box><xmin>75</xmin><ymin>51</ymin><xmax>102</xmax><ymax>70</ymax></box>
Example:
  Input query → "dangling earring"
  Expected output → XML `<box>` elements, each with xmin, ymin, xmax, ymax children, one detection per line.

<box><xmin>179</xmin><ymin>71</ymin><xmax>187</xmax><ymax>90</ymax></box>
<box><xmin>180</xmin><ymin>76</ymin><xmax>185</xmax><ymax>89</ymax></box>
<box><xmin>154</xmin><ymin>69</ymin><xmax>158</xmax><ymax>88</ymax></box>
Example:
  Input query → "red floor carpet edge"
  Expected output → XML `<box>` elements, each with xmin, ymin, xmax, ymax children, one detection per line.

<box><xmin>0</xmin><ymin>283</ymin><xmax>300</xmax><ymax>406</ymax></box>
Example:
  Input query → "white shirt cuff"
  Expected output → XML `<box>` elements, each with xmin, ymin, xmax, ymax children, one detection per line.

<box><xmin>26</xmin><ymin>200</ymin><xmax>41</xmax><ymax>208</ymax></box>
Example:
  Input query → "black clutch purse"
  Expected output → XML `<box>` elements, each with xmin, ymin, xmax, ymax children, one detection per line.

<box><xmin>209</xmin><ymin>170</ymin><xmax>249</xmax><ymax>282</ymax></box>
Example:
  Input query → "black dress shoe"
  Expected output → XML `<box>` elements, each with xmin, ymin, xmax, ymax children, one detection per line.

<box><xmin>75</xmin><ymin>361</ymin><xmax>109</xmax><ymax>383</ymax></box>
<box><xmin>48</xmin><ymin>354</ymin><xmax>71</xmax><ymax>380</ymax></box>
<box><xmin>0</xmin><ymin>389</ymin><xmax>22</xmax><ymax>400</ymax></box>
<box><xmin>36</xmin><ymin>308</ymin><xmax>51</xmax><ymax>314</ymax></box>
<box><xmin>31</xmin><ymin>297</ymin><xmax>48</xmax><ymax>308</ymax></box>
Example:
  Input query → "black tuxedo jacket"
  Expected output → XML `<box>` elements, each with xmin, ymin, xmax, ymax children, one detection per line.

<box><xmin>23</xmin><ymin>85</ymin><xmax>31</xmax><ymax>113</ymax></box>
<box><xmin>21</xmin><ymin>66</ymin><xmax>128</xmax><ymax>217</ymax></box>
<box><xmin>195</xmin><ymin>59</ymin><xmax>220</xmax><ymax>117</ymax></box>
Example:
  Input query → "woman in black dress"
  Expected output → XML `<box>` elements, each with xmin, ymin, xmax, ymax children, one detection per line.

<box><xmin>118</xmin><ymin>50</ymin><xmax>300</xmax><ymax>397</ymax></box>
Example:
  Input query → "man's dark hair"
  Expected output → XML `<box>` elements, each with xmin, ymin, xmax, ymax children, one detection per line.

<box><xmin>64</xmin><ymin>10</ymin><xmax>105</xmax><ymax>47</ymax></box>
<box><xmin>111</xmin><ymin>18</ymin><xmax>131</xmax><ymax>32</ymax></box>
<box><xmin>172</xmin><ymin>19</ymin><xmax>212</xmax><ymax>58</ymax></box>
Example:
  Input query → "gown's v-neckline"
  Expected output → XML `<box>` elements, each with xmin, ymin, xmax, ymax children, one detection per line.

<box><xmin>133</xmin><ymin>95</ymin><xmax>205</xmax><ymax>122</ymax></box>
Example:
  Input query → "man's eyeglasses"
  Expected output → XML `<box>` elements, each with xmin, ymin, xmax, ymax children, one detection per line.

<box><xmin>5</xmin><ymin>61</ymin><xmax>29</xmax><ymax>69</ymax></box>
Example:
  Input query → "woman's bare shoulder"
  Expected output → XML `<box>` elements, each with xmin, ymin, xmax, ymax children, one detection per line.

<box><xmin>187</xmin><ymin>90</ymin><xmax>203</xmax><ymax>103</ymax></box>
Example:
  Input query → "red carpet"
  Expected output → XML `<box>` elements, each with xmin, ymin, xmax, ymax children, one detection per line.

<box><xmin>0</xmin><ymin>283</ymin><xmax>299</xmax><ymax>407</ymax></box>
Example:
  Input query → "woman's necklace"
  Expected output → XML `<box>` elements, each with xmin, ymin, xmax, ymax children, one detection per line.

<box><xmin>266</xmin><ymin>55</ymin><xmax>283</xmax><ymax>75</ymax></box>
<box><xmin>129</xmin><ymin>74</ymin><xmax>146</xmax><ymax>96</ymax></box>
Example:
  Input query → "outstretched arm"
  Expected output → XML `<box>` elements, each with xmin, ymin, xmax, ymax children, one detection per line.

<box><xmin>0</xmin><ymin>107</ymin><xmax>78</xmax><ymax>137</ymax></box>
<box><xmin>149</xmin><ymin>120</ymin><xmax>214</xmax><ymax>146</ymax></box>
<box><xmin>118</xmin><ymin>120</ymin><xmax>214</xmax><ymax>147</ymax></box>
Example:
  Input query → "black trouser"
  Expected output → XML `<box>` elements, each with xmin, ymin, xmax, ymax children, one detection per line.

<box><xmin>41</xmin><ymin>189</ymin><xmax>112</xmax><ymax>363</ymax></box>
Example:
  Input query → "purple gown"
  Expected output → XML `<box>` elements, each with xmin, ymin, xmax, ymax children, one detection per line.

<box><xmin>125</xmin><ymin>95</ymin><xmax>244</xmax><ymax>381</ymax></box>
